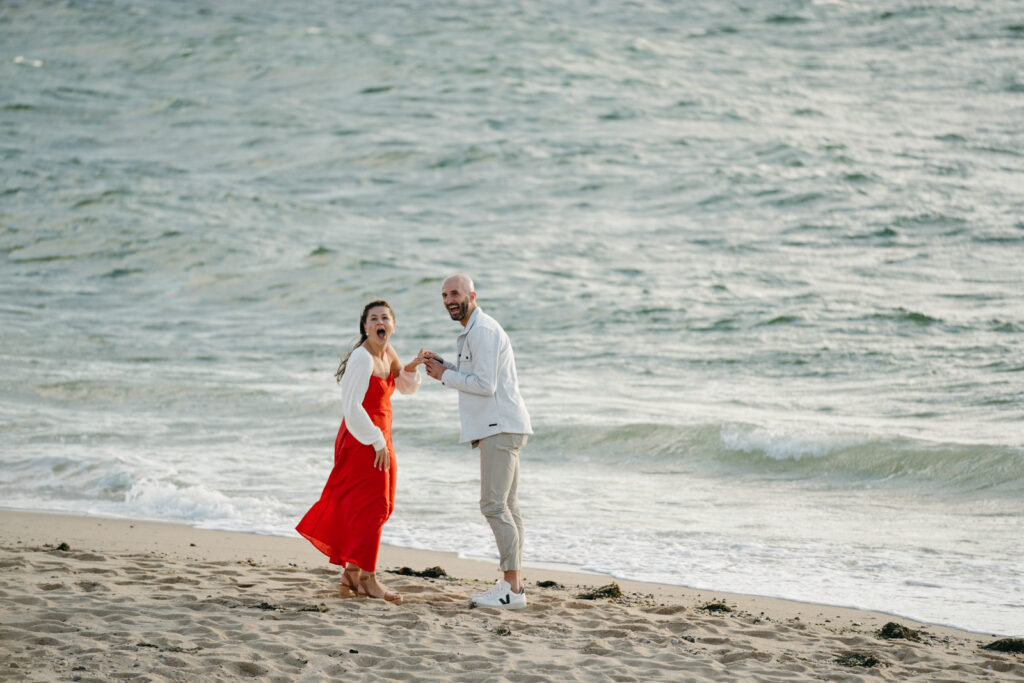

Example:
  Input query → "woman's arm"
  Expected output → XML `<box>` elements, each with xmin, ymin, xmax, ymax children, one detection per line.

<box><xmin>388</xmin><ymin>344</ymin><xmax>422</xmax><ymax>395</ymax></box>
<box><xmin>340</xmin><ymin>348</ymin><xmax>387</xmax><ymax>450</ymax></box>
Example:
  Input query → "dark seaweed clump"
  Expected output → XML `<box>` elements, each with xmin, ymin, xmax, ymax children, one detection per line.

<box><xmin>835</xmin><ymin>653</ymin><xmax>880</xmax><ymax>668</ymax></box>
<box><xmin>877</xmin><ymin>622</ymin><xmax>921</xmax><ymax>641</ymax></box>
<box><xmin>536</xmin><ymin>580</ymin><xmax>563</xmax><ymax>589</ymax></box>
<box><xmin>394</xmin><ymin>566</ymin><xmax>448</xmax><ymax>578</ymax></box>
<box><xmin>299</xmin><ymin>603</ymin><xmax>329</xmax><ymax>613</ymax></box>
<box><xmin>982</xmin><ymin>638</ymin><xmax>1024</xmax><ymax>654</ymax></box>
<box><xmin>576</xmin><ymin>583</ymin><xmax>623</xmax><ymax>600</ymax></box>
<box><xmin>699</xmin><ymin>601</ymin><xmax>733</xmax><ymax>613</ymax></box>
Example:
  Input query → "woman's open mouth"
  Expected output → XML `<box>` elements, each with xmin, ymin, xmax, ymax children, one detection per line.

<box><xmin>376</xmin><ymin>328</ymin><xmax>386</xmax><ymax>340</ymax></box>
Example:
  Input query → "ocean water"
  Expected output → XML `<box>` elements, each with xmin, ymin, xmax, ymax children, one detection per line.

<box><xmin>2</xmin><ymin>0</ymin><xmax>1022</xmax><ymax>635</ymax></box>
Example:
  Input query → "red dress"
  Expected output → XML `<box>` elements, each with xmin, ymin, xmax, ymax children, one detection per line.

<box><xmin>296</xmin><ymin>373</ymin><xmax>397</xmax><ymax>571</ymax></box>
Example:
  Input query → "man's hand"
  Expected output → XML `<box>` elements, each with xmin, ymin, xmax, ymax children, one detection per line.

<box><xmin>424</xmin><ymin>358</ymin><xmax>446</xmax><ymax>381</ymax></box>
<box><xmin>374</xmin><ymin>447</ymin><xmax>390</xmax><ymax>471</ymax></box>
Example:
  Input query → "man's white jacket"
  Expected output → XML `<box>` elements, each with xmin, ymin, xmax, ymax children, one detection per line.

<box><xmin>440</xmin><ymin>308</ymin><xmax>533</xmax><ymax>443</ymax></box>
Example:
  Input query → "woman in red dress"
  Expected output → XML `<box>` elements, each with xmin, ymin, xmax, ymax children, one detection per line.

<box><xmin>297</xmin><ymin>300</ymin><xmax>424</xmax><ymax>604</ymax></box>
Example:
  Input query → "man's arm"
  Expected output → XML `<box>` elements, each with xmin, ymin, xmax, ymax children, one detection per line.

<box><xmin>438</xmin><ymin>328</ymin><xmax>499</xmax><ymax>397</ymax></box>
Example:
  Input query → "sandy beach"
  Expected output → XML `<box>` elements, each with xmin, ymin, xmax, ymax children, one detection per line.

<box><xmin>1</xmin><ymin>509</ymin><xmax>1020</xmax><ymax>682</ymax></box>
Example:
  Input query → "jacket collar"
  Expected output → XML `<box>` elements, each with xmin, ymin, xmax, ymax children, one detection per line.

<box><xmin>458</xmin><ymin>307</ymin><xmax>482</xmax><ymax>337</ymax></box>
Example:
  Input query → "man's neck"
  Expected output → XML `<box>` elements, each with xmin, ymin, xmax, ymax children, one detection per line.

<box><xmin>460</xmin><ymin>305</ymin><xmax>478</xmax><ymax>328</ymax></box>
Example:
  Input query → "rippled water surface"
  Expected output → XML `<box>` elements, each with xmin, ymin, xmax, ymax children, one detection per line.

<box><xmin>2</xmin><ymin>0</ymin><xmax>1022</xmax><ymax>634</ymax></box>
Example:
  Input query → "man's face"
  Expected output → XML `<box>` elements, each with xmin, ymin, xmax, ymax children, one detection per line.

<box><xmin>442</xmin><ymin>278</ymin><xmax>473</xmax><ymax>322</ymax></box>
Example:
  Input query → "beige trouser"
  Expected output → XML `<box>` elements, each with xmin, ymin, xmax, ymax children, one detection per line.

<box><xmin>476</xmin><ymin>433</ymin><xmax>528</xmax><ymax>572</ymax></box>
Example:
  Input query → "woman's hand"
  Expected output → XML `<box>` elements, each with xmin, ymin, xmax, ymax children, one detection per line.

<box><xmin>403</xmin><ymin>348</ymin><xmax>427</xmax><ymax>374</ymax></box>
<box><xmin>374</xmin><ymin>446</ymin><xmax>390</xmax><ymax>471</ymax></box>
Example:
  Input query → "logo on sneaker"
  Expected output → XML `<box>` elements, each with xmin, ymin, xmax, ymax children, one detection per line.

<box><xmin>499</xmin><ymin>594</ymin><xmax>510</xmax><ymax>605</ymax></box>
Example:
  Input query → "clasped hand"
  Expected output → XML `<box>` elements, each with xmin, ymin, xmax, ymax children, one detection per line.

<box><xmin>420</xmin><ymin>350</ymin><xmax>446</xmax><ymax>380</ymax></box>
<box><xmin>404</xmin><ymin>348</ymin><xmax>445</xmax><ymax>379</ymax></box>
<box><xmin>403</xmin><ymin>348</ymin><xmax>437</xmax><ymax>373</ymax></box>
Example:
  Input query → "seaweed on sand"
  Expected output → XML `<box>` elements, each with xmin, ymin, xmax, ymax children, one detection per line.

<box><xmin>699</xmin><ymin>601</ymin><xmax>733</xmax><ymax>613</ymax></box>
<box><xmin>982</xmin><ymin>638</ymin><xmax>1024</xmax><ymax>654</ymax></box>
<box><xmin>576</xmin><ymin>583</ymin><xmax>623</xmax><ymax>600</ymax></box>
<box><xmin>835</xmin><ymin>653</ymin><xmax>881</xmax><ymax>668</ymax></box>
<box><xmin>876</xmin><ymin>622</ymin><xmax>921</xmax><ymax>641</ymax></box>
<box><xmin>394</xmin><ymin>566</ymin><xmax>448</xmax><ymax>578</ymax></box>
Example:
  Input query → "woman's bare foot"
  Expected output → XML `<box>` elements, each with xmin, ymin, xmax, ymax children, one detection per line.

<box><xmin>359</xmin><ymin>572</ymin><xmax>402</xmax><ymax>604</ymax></box>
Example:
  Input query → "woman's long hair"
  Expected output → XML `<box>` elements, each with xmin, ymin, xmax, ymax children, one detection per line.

<box><xmin>335</xmin><ymin>299</ymin><xmax>394</xmax><ymax>382</ymax></box>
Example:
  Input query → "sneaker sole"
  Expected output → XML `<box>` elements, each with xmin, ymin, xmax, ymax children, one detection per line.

<box><xmin>471</xmin><ymin>601</ymin><xmax>527</xmax><ymax>610</ymax></box>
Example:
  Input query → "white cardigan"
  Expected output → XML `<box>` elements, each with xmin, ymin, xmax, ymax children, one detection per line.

<box><xmin>341</xmin><ymin>346</ymin><xmax>420</xmax><ymax>451</ymax></box>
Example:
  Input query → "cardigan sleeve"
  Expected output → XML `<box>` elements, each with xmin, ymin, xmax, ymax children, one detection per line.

<box><xmin>395</xmin><ymin>367</ymin><xmax>421</xmax><ymax>395</ymax></box>
<box><xmin>340</xmin><ymin>347</ymin><xmax>387</xmax><ymax>451</ymax></box>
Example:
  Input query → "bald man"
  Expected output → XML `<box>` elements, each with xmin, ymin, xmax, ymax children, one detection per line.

<box><xmin>423</xmin><ymin>274</ymin><xmax>533</xmax><ymax>609</ymax></box>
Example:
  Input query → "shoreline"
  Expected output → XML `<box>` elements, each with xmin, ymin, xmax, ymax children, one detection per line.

<box><xmin>0</xmin><ymin>507</ymin><xmax>1003</xmax><ymax>638</ymax></box>
<box><xmin>0</xmin><ymin>508</ymin><xmax>1011</xmax><ymax>638</ymax></box>
<box><xmin>2</xmin><ymin>509</ymin><xmax>1021</xmax><ymax>681</ymax></box>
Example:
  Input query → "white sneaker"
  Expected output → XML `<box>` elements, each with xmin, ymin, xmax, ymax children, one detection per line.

<box><xmin>471</xmin><ymin>580</ymin><xmax>527</xmax><ymax>609</ymax></box>
<box><xmin>470</xmin><ymin>579</ymin><xmax>511</xmax><ymax>601</ymax></box>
